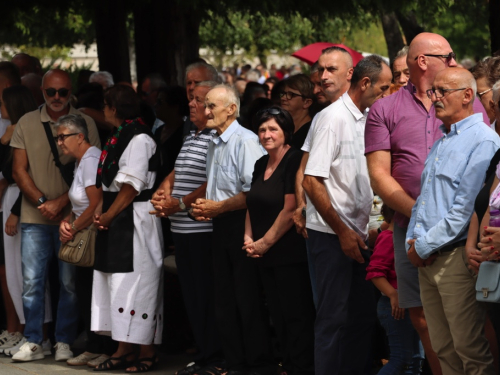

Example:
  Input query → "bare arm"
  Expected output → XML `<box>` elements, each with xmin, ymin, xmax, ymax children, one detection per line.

<box><xmin>293</xmin><ymin>152</ymin><xmax>308</xmax><ymax>238</ymax></box>
<box><xmin>73</xmin><ymin>185</ymin><xmax>102</xmax><ymax>231</ymax></box>
<box><xmin>371</xmin><ymin>277</ymin><xmax>404</xmax><ymax>320</ymax></box>
<box><xmin>303</xmin><ymin>174</ymin><xmax>367</xmax><ymax>263</ymax></box>
<box><xmin>191</xmin><ymin>192</ymin><xmax>247</xmax><ymax>220</ymax></box>
<box><xmin>366</xmin><ymin>150</ymin><xmax>415</xmax><ymax>218</ymax></box>
<box><xmin>244</xmin><ymin>194</ymin><xmax>296</xmax><ymax>257</ymax></box>
<box><xmin>12</xmin><ymin>148</ymin><xmax>44</xmax><ymax>205</ymax></box>
<box><xmin>465</xmin><ymin>212</ymin><xmax>482</xmax><ymax>273</ymax></box>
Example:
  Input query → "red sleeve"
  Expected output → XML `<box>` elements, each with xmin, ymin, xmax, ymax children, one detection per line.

<box><xmin>366</xmin><ymin>230</ymin><xmax>395</xmax><ymax>281</ymax></box>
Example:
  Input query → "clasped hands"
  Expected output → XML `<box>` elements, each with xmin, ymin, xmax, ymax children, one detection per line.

<box><xmin>478</xmin><ymin>226</ymin><xmax>500</xmax><ymax>262</ymax></box>
<box><xmin>149</xmin><ymin>189</ymin><xmax>181</xmax><ymax>217</ymax></box>
<box><xmin>242</xmin><ymin>234</ymin><xmax>270</xmax><ymax>258</ymax></box>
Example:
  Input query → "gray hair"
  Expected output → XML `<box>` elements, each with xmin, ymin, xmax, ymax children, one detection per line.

<box><xmin>246</xmin><ymin>69</ymin><xmax>261</xmax><ymax>82</ymax></box>
<box><xmin>89</xmin><ymin>71</ymin><xmax>114</xmax><ymax>89</ymax></box>
<box><xmin>212</xmin><ymin>84</ymin><xmax>240</xmax><ymax>117</ymax></box>
<box><xmin>310</xmin><ymin>61</ymin><xmax>320</xmax><ymax>74</ymax></box>
<box><xmin>55</xmin><ymin>114</ymin><xmax>89</xmax><ymax>142</ymax></box>
<box><xmin>196</xmin><ymin>81</ymin><xmax>219</xmax><ymax>90</ymax></box>
<box><xmin>185</xmin><ymin>62</ymin><xmax>219</xmax><ymax>83</ymax></box>
<box><xmin>321</xmin><ymin>46</ymin><xmax>353</xmax><ymax>68</ymax></box>
<box><xmin>395</xmin><ymin>46</ymin><xmax>409</xmax><ymax>61</ymax></box>
<box><xmin>493</xmin><ymin>79</ymin><xmax>500</xmax><ymax>104</ymax></box>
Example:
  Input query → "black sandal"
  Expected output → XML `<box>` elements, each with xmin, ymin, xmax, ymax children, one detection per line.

<box><xmin>93</xmin><ymin>352</ymin><xmax>135</xmax><ymax>371</ymax></box>
<box><xmin>126</xmin><ymin>354</ymin><xmax>159</xmax><ymax>373</ymax></box>
<box><xmin>176</xmin><ymin>362</ymin><xmax>204</xmax><ymax>375</ymax></box>
<box><xmin>196</xmin><ymin>364</ymin><xmax>227</xmax><ymax>375</ymax></box>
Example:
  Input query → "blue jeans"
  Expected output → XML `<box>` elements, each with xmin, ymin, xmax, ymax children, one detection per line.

<box><xmin>377</xmin><ymin>296</ymin><xmax>424</xmax><ymax>374</ymax></box>
<box><xmin>21</xmin><ymin>224</ymin><xmax>78</xmax><ymax>344</ymax></box>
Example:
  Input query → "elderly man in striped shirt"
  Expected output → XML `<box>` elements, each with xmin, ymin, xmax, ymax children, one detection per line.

<box><xmin>150</xmin><ymin>81</ymin><xmax>223</xmax><ymax>375</ymax></box>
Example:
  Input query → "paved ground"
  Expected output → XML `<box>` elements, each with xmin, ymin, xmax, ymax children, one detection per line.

<box><xmin>0</xmin><ymin>352</ymin><xmax>190</xmax><ymax>375</ymax></box>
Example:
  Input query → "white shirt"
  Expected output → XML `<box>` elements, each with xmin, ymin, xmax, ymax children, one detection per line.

<box><xmin>304</xmin><ymin>92</ymin><xmax>372</xmax><ymax>238</ymax></box>
<box><xmin>69</xmin><ymin>146</ymin><xmax>101</xmax><ymax>218</ymax></box>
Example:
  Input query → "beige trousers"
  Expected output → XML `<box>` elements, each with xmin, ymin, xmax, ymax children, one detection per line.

<box><xmin>419</xmin><ymin>247</ymin><xmax>495</xmax><ymax>375</ymax></box>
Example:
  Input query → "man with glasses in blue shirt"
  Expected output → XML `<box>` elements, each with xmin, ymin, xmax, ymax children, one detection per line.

<box><xmin>406</xmin><ymin>67</ymin><xmax>499</xmax><ymax>374</ymax></box>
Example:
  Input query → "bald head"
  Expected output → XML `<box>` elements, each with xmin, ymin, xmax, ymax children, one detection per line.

<box><xmin>408</xmin><ymin>33</ymin><xmax>457</xmax><ymax>88</ymax></box>
<box><xmin>435</xmin><ymin>67</ymin><xmax>477</xmax><ymax>99</ymax></box>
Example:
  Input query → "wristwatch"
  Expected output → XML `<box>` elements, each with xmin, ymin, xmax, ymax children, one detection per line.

<box><xmin>37</xmin><ymin>196</ymin><xmax>47</xmax><ymax>206</ymax></box>
<box><xmin>179</xmin><ymin>197</ymin><xmax>187</xmax><ymax>211</ymax></box>
<box><xmin>301</xmin><ymin>206</ymin><xmax>307</xmax><ymax>218</ymax></box>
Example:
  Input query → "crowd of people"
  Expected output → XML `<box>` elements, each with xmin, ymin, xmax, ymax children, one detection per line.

<box><xmin>0</xmin><ymin>31</ymin><xmax>499</xmax><ymax>375</ymax></box>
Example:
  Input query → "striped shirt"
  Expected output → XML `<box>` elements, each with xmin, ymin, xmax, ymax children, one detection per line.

<box><xmin>169</xmin><ymin>128</ymin><xmax>216</xmax><ymax>233</ymax></box>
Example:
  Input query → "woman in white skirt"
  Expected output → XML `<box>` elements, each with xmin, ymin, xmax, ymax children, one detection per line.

<box><xmin>92</xmin><ymin>85</ymin><xmax>163</xmax><ymax>373</ymax></box>
<box><xmin>0</xmin><ymin>85</ymin><xmax>52</xmax><ymax>355</ymax></box>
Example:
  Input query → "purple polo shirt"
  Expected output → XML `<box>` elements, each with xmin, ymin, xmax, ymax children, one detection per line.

<box><xmin>365</xmin><ymin>81</ymin><xmax>489</xmax><ymax>228</ymax></box>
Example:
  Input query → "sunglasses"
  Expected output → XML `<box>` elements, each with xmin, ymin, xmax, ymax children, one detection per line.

<box><xmin>45</xmin><ymin>88</ymin><xmax>70</xmax><ymax>97</ymax></box>
<box><xmin>256</xmin><ymin>107</ymin><xmax>284</xmax><ymax>117</ymax></box>
<box><xmin>54</xmin><ymin>133</ymin><xmax>79</xmax><ymax>142</ymax></box>
<box><xmin>415</xmin><ymin>52</ymin><xmax>456</xmax><ymax>63</ymax></box>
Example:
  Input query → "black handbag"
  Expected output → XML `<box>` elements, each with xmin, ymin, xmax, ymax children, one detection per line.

<box><xmin>41</xmin><ymin>120</ymin><xmax>75</xmax><ymax>187</ymax></box>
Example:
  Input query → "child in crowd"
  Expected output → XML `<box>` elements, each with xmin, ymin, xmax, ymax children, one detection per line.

<box><xmin>366</xmin><ymin>204</ymin><xmax>424</xmax><ymax>374</ymax></box>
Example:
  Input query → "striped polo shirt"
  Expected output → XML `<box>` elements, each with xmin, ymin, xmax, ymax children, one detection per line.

<box><xmin>169</xmin><ymin>128</ymin><xmax>216</xmax><ymax>233</ymax></box>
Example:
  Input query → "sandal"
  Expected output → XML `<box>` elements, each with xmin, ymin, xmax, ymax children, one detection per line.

<box><xmin>176</xmin><ymin>362</ymin><xmax>204</xmax><ymax>375</ymax></box>
<box><xmin>197</xmin><ymin>364</ymin><xmax>227</xmax><ymax>375</ymax></box>
<box><xmin>126</xmin><ymin>354</ymin><xmax>159</xmax><ymax>373</ymax></box>
<box><xmin>93</xmin><ymin>352</ymin><xmax>135</xmax><ymax>371</ymax></box>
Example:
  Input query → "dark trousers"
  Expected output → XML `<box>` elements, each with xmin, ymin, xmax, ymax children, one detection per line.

<box><xmin>75</xmin><ymin>267</ymin><xmax>116</xmax><ymax>354</ymax></box>
<box><xmin>308</xmin><ymin>229</ymin><xmax>376</xmax><ymax>375</ymax></box>
<box><xmin>260</xmin><ymin>263</ymin><xmax>315</xmax><ymax>375</ymax></box>
<box><xmin>172</xmin><ymin>231</ymin><xmax>222</xmax><ymax>364</ymax></box>
<box><xmin>212</xmin><ymin>210</ymin><xmax>273</xmax><ymax>372</ymax></box>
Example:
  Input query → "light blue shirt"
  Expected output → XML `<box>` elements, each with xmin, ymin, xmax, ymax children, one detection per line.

<box><xmin>406</xmin><ymin>113</ymin><xmax>500</xmax><ymax>259</ymax></box>
<box><xmin>206</xmin><ymin>120</ymin><xmax>266</xmax><ymax>202</ymax></box>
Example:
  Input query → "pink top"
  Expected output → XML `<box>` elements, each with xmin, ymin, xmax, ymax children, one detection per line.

<box><xmin>366</xmin><ymin>230</ymin><xmax>397</xmax><ymax>289</ymax></box>
<box><xmin>365</xmin><ymin>82</ymin><xmax>489</xmax><ymax>228</ymax></box>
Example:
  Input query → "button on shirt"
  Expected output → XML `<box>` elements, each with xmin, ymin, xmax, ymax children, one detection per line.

<box><xmin>206</xmin><ymin>120</ymin><xmax>265</xmax><ymax>201</ymax></box>
<box><xmin>406</xmin><ymin>113</ymin><xmax>500</xmax><ymax>259</ymax></box>
<box><xmin>365</xmin><ymin>82</ymin><xmax>489</xmax><ymax>228</ymax></box>
<box><xmin>304</xmin><ymin>92</ymin><xmax>373</xmax><ymax>239</ymax></box>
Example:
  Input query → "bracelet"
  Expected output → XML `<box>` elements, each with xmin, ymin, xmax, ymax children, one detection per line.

<box><xmin>71</xmin><ymin>222</ymin><xmax>78</xmax><ymax>232</ymax></box>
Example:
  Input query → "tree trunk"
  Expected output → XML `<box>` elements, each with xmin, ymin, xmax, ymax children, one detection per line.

<box><xmin>134</xmin><ymin>0</ymin><xmax>201</xmax><ymax>87</ymax></box>
<box><xmin>490</xmin><ymin>0</ymin><xmax>500</xmax><ymax>55</ymax></box>
<box><xmin>380</xmin><ymin>12</ymin><xmax>405</xmax><ymax>62</ymax></box>
<box><xmin>395</xmin><ymin>10</ymin><xmax>425</xmax><ymax>46</ymax></box>
<box><xmin>94</xmin><ymin>0</ymin><xmax>131</xmax><ymax>83</ymax></box>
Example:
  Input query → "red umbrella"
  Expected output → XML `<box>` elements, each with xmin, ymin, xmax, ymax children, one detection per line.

<box><xmin>292</xmin><ymin>42</ymin><xmax>364</xmax><ymax>66</ymax></box>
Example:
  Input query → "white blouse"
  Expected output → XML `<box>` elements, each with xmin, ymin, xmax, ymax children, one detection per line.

<box><xmin>69</xmin><ymin>146</ymin><xmax>101</xmax><ymax>218</ymax></box>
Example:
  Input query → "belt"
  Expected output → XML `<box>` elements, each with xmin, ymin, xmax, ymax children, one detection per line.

<box><xmin>436</xmin><ymin>240</ymin><xmax>467</xmax><ymax>255</ymax></box>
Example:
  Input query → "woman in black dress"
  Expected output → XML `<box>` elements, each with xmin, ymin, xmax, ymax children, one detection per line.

<box><xmin>243</xmin><ymin>106</ymin><xmax>315</xmax><ymax>375</ymax></box>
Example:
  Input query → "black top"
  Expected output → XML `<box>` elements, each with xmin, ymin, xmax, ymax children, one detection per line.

<box><xmin>474</xmin><ymin>149</ymin><xmax>500</xmax><ymax>235</ymax></box>
<box><xmin>246</xmin><ymin>147</ymin><xmax>307</xmax><ymax>267</ymax></box>
<box><xmin>291</xmin><ymin>121</ymin><xmax>311</xmax><ymax>150</ymax></box>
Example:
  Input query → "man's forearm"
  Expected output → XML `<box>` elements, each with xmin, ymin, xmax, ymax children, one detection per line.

<box><xmin>303</xmin><ymin>175</ymin><xmax>350</xmax><ymax>235</ymax></box>
<box><xmin>295</xmin><ymin>152</ymin><xmax>308</xmax><ymax>208</ymax></box>
<box><xmin>220</xmin><ymin>192</ymin><xmax>247</xmax><ymax>214</ymax></box>
<box><xmin>183</xmin><ymin>182</ymin><xmax>207</xmax><ymax>208</ymax></box>
<box><xmin>13</xmin><ymin>168</ymin><xmax>43</xmax><ymax>205</ymax></box>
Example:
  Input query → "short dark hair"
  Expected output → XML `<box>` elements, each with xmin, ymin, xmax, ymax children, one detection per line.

<box><xmin>104</xmin><ymin>85</ymin><xmax>141</xmax><ymax>120</ymax></box>
<box><xmin>283</xmin><ymin>74</ymin><xmax>315</xmax><ymax>100</ymax></box>
<box><xmin>0</xmin><ymin>62</ymin><xmax>21</xmax><ymax>86</ymax></box>
<box><xmin>351</xmin><ymin>55</ymin><xmax>389</xmax><ymax>87</ymax></box>
<box><xmin>252</xmin><ymin>106</ymin><xmax>294</xmax><ymax>145</ymax></box>
<box><xmin>471</xmin><ymin>57</ymin><xmax>500</xmax><ymax>87</ymax></box>
<box><xmin>2</xmin><ymin>85</ymin><xmax>37</xmax><ymax>124</ymax></box>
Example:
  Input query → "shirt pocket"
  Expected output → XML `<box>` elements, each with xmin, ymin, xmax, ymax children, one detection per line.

<box><xmin>435</xmin><ymin>150</ymin><xmax>466</xmax><ymax>183</ymax></box>
<box><xmin>216</xmin><ymin>165</ymin><xmax>238</xmax><ymax>192</ymax></box>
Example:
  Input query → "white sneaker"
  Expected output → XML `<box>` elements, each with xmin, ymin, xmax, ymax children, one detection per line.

<box><xmin>54</xmin><ymin>342</ymin><xmax>73</xmax><ymax>362</ymax></box>
<box><xmin>11</xmin><ymin>341</ymin><xmax>44</xmax><ymax>362</ymax></box>
<box><xmin>0</xmin><ymin>330</ymin><xmax>10</xmax><ymax>346</ymax></box>
<box><xmin>42</xmin><ymin>339</ymin><xmax>51</xmax><ymax>356</ymax></box>
<box><xmin>5</xmin><ymin>337</ymin><xmax>27</xmax><ymax>356</ymax></box>
<box><xmin>0</xmin><ymin>332</ymin><xmax>24</xmax><ymax>354</ymax></box>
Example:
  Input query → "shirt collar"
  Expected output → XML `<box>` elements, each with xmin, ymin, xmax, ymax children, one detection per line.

<box><xmin>40</xmin><ymin>104</ymin><xmax>76</xmax><ymax>123</ymax></box>
<box><xmin>217</xmin><ymin>119</ymin><xmax>239</xmax><ymax>143</ymax></box>
<box><xmin>438</xmin><ymin>113</ymin><xmax>483</xmax><ymax>135</ymax></box>
<box><xmin>342</xmin><ymin>92</ymin><xmax>364</xmax><ymax>121</ymax></box>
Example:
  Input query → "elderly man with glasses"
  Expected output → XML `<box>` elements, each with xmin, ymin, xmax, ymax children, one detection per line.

<box><xmin>365</xmin><ymin>32</ymin><xmax>489</xmax><ymax>374</ymax></box>
<box><xmin>9</xmin><ymin>69</ymin><xmax>100</xmax><ymax>362</ymax></box>
<box><xmin>406</xmin><ymin>67</ymin><xmax>499</xmax><ymax>374</ymax></box>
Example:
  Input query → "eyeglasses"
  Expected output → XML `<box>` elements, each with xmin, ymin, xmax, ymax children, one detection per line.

<box><xmin>45</xmin><ymin>88</ymin><xmax>70</xmax><ymax>97</ymax></box>
<box><xmin>477</xmin><ymin>88</ymin><xmax>493</xmax><ymax>99</ymax></box>
<box><xmin>279</xmin><ymin>91</ymin><xmax>305</xmax><ymax>100</ymax></box>
<box><xmin>54</xmin><ymin>133</ymin><xmax>79</xmax><ymax>142</ymax></box>
<box><xmin>426</xmin><ymin>87</ymin><xmax>466</xmax><ymax>99</ymax></box>
<box><xmin>415</xmin><ymin>52</ymin><xmax>456</xmax><ymax>63</ymax></box>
